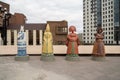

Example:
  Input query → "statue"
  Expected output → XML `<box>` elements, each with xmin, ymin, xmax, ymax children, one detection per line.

<box><xmin>15</xmin><ymin>25</ymin><xmax>29</xmax><ymax>61</ymax></box>
<box><xmin>92</xmin><ymin>27</ymin><xmax>105</xmax><ymax>61</ymax></box>
<box><xmin>41</xmin><ymin>24</ymin><xmax>55</xmax><ymax>61</ymax></box>
<box><xmin>65</xmin><ymin>26</ymin><xmax>80</xmax><ymax>61</ymax></box>
<box><xmin>17</xmin><ymin>26</ymin><xmax>26</xmax><ymax>56</ymax></box>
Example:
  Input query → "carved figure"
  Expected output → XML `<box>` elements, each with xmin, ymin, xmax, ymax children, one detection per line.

<box><xmin>17</xmin><ymin>26</ymin><xmax>26</xmax><ymax>56</ymax></box>
<box><xmin>92</xmin><ymin>27</ymin><xmax>105</xmax><ymax>57</ymax></box>
<box><xmin>15</xmin><ymin>25</ymin><xmax>29</xmax><ymax>61</ymax></box>
<box><xmin>66</xmin><ymin>26</ymin><xmax>80</xmax><ymax>54</ymax></box>
<box><xmin>42</xmin><ymin>24</ymin><xmax>53</xmax><ymax>54</ymax></box>
<box><xmin>41</xmin><ymin>24</ymin><xmax>54</xmax><ymax>61</ymax></box>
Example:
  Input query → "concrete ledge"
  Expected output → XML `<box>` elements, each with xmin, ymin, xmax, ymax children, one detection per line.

<box><xmin>0</xmin><ymin>45</ymin><xmax>120</xmax><ymax>55</ymax></box>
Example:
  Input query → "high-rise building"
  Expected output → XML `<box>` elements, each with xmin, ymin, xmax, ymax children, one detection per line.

<box><xmin>83</xmin><ymin>0</ymin><xmax>120</xmax><ymax>44</ymax></box>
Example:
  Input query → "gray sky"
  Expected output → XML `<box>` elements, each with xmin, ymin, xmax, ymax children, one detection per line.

<box><xmin>1</xmin><ymin>0</ymin><xmax>83</xmax><ymax>33</ymax></box>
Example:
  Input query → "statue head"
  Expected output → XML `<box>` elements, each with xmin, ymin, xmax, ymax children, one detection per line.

<box><xmin>45</xmin><ymin>24</ymin><xmax>50</xmax><ymax>32</ymax></box>
<box><xmin>97</xmin><ymin>27</ymin><xmax>103</xmax><ymax>33</ymax></box>
<box><xmin>20</xmin><ymin>25</ymin><xmax>24</xmax><ymax>32</ymax></box>
<box><xmin>69</xmin><ymin>25</ymin><xmax>76</xmax><ymax>33</ymax></box>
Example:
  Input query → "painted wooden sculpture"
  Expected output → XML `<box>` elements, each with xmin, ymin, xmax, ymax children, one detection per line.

<box><xmin>65</xmin><ymin>26</ymin><xmax>80</xmax><ymax>61</ymax></box>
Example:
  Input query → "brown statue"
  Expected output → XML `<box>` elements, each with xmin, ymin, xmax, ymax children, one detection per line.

<box><xmin>92</xmin><ymin>27</ymin><xmax>105</xmax><ymax>57</ymax></box>
<box><xmin>66</xmin><ymin>26</ymin><xmax>80</xmax><ymax>54</ymax></box>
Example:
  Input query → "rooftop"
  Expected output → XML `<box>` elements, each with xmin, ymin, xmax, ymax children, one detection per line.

<box><xmin>0</xmin><ymin>56</ymin><xmax>120</xmax><ymax>80</ymax></box>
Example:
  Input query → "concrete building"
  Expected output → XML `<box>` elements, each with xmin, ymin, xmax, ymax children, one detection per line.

<box><xmin>83</xmin><ymin>0</ymin><xmax>120</xmax><ymax>44</ymax></box>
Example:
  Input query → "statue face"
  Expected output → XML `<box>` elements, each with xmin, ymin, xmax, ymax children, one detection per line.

<box><xmin>98</xmin><ymin>30</ymin><xmax>102</xmax><ymax>33</ymax></box>
<box><xmin>97</xmin><ymin>27</ymin><xmax>103</xmax><ymax>33</ymax></box>
<box><xmin>97</xmin><ymin>29</ymin><xmax>103</xmax><ymax>33</ymax></box>
<box><xmin>69</xmin><ymin>26</ymin><xmax>76</xmax><ymax>33</ymax></box>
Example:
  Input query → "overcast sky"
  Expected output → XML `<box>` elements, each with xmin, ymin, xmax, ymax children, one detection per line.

<box><xmin>1</xmin><ymin>0</ymin><xmax>83</xmax><ymax>33</ymax></box>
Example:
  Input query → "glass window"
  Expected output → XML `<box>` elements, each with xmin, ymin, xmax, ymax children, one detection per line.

<box><xmin>111</xmin><ymin>1</ymin><xmax>113</xmax><ymax>4</ymax></box>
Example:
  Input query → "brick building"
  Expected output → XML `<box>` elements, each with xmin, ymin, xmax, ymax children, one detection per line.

<box><xmin>47</xmin><ymin>21</ymin><xmax>68</xmax><ymax>44</ymax></box>
<box><xmin>0</xmin><ymin>1</ymin><xmax>68</xmax><ymax>45</ymax></box>
<box><xmin>9</xmin><ymin>13</ymin><xmax>26</xmax><ymax>25</ymax></box>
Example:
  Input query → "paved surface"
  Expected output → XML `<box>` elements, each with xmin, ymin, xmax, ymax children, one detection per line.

<box><xmin>0</xmin><ymin>56</ymin><xmax>120</xmax><ymax>80</ymax></box>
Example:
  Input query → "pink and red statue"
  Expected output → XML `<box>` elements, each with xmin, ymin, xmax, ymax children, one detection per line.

<box><xmin>66</xmin><ymin>26</ymin><xmax>80</xmax><ymax>55</ymax></box>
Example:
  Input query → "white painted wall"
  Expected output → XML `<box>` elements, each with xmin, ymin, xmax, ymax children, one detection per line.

<box><xmin>0</xmin><ymin>45</ymin><xmax>120</xmax><ymax>55</ymax></box>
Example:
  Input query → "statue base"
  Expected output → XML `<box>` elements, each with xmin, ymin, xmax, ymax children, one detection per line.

<box><xmin>40</xmin><ymin>53</ymin><xmax>55</xmax><ymax>61</ymax></box>
<box><xmin>15</xmin><ymin>55</ymin><xmax>29</xmax><ymax>61</ymax></box>
<box><xmin>92</xmin><ymin>56</ymin><xmax>106</xmax><ymax>61</ymax></box>
<box><xmin>65</xmin><ymin>54</ymin><xmax>80</xmax><ymax>61</ymax></box>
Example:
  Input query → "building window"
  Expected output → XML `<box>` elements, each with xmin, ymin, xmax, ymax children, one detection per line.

<box><xmin>111</xmin><ymin>19</ymin><xmax>113</xmax><ymax>21</ymax></box>
<box><xmin>106</xmin><ymin>11</ymin><xmax>107</xmax><ymax>14</ymax></box>
<box><xmin>111</xmin><ymin>32</ymin><xmax>113</xmax><ymax>34</ymax></box>
<box><xmin>111</xmin><ymin>6</ymin><xmax>113</xmax><ymax>9</ymax></box>
<box><xmin>106</xmin><ymin>3</ymin><xmax>108</xmax><ymax>6</ymax></box>
<box><xmin>111</xmin><ymin>36</ymin><xmax>113</xmax><ymax>39</ymax></box>
<box><xmin>111</xmin><ymin>1</ymin><xmax>113</xmax><ymax>4</ymax></box>
<box><xmin>111</xmin><ymin>10</ymin><xmax>113</xmax><ymax>13</ymax></box>
<box><xmin>111</xmin><ymin>41</ymin><xmax>113</xmax><ymax>44</ymax></box>
<box><xmin>56</xmin><ymin>27</ymin><xmax>67</xmax><ymax>34</ymax></box>
<box><xmin>111</xmin><ymin>14</ymin><xmax>113</xmax><ymax>17</ymax></box>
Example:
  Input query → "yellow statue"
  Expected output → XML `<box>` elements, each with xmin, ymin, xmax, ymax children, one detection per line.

<box><xmin>42</xmin><ymin>24</ymin><xmax>53</xmax><ymax>54</ymax></box>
